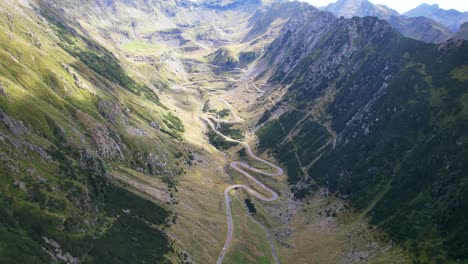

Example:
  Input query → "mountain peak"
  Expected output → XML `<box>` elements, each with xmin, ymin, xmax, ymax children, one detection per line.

<box><xmin>420</xmin><ymin>3</ymin><xmax>439</xmax><ymax>8</ymax></box>
<box><xmin>322</xmin><ymin>0</ymin><xmax>384</xmax><ymax>18</ymax></box>
<box><xmin>323</xmin><ymin>0</ymin><xmax>451</xmax><ymax>43</ymax></box>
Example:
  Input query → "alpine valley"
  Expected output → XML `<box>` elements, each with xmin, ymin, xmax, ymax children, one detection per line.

<box><xmin>0</xmin><ymin>0</ymin><xmax>466</xmax><ymax>264</ymax></box>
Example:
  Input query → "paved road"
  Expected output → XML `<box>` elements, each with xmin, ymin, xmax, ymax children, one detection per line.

<box><xmin>202</xmin><ymin>116</ymin><xmax>282</xmax><ymax>264</ymax></box>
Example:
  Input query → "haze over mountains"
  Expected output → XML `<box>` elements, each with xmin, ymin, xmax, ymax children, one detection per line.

<box><xmin>404</xmin><ymin>3</ymin><xmax>468</xmax><ymax>32</ymax></box>
<box><xmin>0</xmin><ymin>0</ymin><xmax>467</xmax><ymax>263</ymax></box>
<box><xmin>321</xmin><ymin>0</ymin><xmax>462</xmax><ymax>43</ymax></box>
<box><xmin>454</xmin><ymin>22</ymin><xmax>468</xmax><ymax>40</ymax></box>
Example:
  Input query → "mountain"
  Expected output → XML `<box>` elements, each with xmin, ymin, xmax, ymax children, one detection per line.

<box><xmin>0</xmin><ymin>0</ymin><xmax>293</xmax><ymax>263</ymax></box>
<box><xmin>387</xmin><ymin>15</ymin><xmax>454</xmax><ymax>44</ymax></box>
<box><xmin>322</xmin><ymin>0</ymin><xmax>453</xmax><ymax>43</ymax></box>
<box><xmin>454</xmin><ymin>22</ymin><xmax>468</xmax><ymax>40</ymax></box>
<box><xmin>322</xmin><ymin>0</ymin><xmax>399</xmax><ymax>19</ymax></box>
<box><xmin>0</xmin><ymin>0</ymin><xmax>191</xmax><ymax>262</ymax></box>
<box><xmin>404</xmin><ymin>4</ymin><xmax>468</xmax><ymax>32</ymax></box>
<box><xmin>1</xmin><ymin>0</ymin><xmax>467</xmax><ymax>263</ymax></box>
<box><xmin>254</xmin><ymin>4</ymin><xmax>468</xmax><ymax>263</ymax></box>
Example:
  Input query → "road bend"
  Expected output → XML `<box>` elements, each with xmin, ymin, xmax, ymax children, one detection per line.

<box><xmin>202</xmin><ymin>115</ymin><xmax>282</xmax><ymax>264</ymax></box>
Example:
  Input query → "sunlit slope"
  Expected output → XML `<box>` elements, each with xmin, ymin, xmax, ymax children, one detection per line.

<box><xmin>0</xmin><ymin>1</ymin><xmax>191</xmax><ymax>262</ymax></box>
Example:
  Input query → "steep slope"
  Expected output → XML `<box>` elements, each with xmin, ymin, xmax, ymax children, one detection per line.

<box><xmin>405</xmin><ymin>4</ymin><xmax>468</xmax><ymax>32</ymax></box>
<box><xmin>322</xmin><ymin>0</ymin><xmax>452</xmax><ymax>43</ymax></box>
<box><xmin>0</xmin><ymin>0</ymin><xmax>192</xmax><ymax>262</ymax></box>
<box><xmin>387</xmin><ymin>15</ymin><xmax>453</xmax><ymax>44</ymax></box>
<box><xmin>0</xmin><ymin>0</ymin><xmax>299</xmax><ymax>263</ymax></box>
<box><xmin>254</xmin><ymin>4</ymin><xmax>468</xmax><ymax>263</ymax></box>
<box><xmin>2</xmin><ymin>0</ymin><xmax>467</xmax><ymax>263</ymax></box>
<box><xmin>454</xmin><ymin>22</ymin><xmax>468</xmax><ymax>40</ymax></box>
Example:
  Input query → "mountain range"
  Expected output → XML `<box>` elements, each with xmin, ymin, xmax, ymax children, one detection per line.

<box><xmin>321</xmin><ymin>0</ymin><xmax>454</xmax><ymax>43</ymax></box>
<box><xmin>0</xmin><ymin>0</ymin><xmax>467</xmax><ymax>263</ymax></box>
<box><xmin>404</xmin><ymin>4</ymin><xmax>468</xmax><ymax>32</ymax></box>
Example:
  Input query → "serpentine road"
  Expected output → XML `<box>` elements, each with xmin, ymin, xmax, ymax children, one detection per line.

<box><xmin>202</xmin><ymin>115</ymin><xmax>283</xmax><ymax>264</ymax></box>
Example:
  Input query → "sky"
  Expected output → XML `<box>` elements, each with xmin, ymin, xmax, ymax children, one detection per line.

<box><xmin>302</xmin><ymin>0</ymin><xmax>468</xmax><ymax>13</ymax></box>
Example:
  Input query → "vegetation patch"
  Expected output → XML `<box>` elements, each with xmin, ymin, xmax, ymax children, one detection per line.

<box><xmin>40</xmin><ymin>7</ymin><xmax>163</xmax><ymax>107</ymax></box>
<box><xmin>207</xmin><ymin>129</ymin><xmax>238</xmax><ymax>150</ymax></box>
<box><xmin>122</xmin><ymin>40</ymin><xmax>164</xmax><ymax>52</ymax></box>
<box><xmin>451</xmin><ymin>65</ymin><xmax>468</xmax><ymax>82</ymax></box>
<box><xmin>163</xmin><ymin>112</ymin><xmax>185</xmax><ymax>133</ymax></box>
<box><xmin>244</xmin><ymin>199</ymin><xmax>257</xmax><ymax>214</ymax></box>
<box><xmin>219</xmin><ymin>123</ymin><xmax>244</xmax><ymax>140</ymax></box>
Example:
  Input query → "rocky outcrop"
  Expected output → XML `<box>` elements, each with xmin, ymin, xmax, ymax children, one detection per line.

<box><xmin>0</xmin><ymin>109</ymin><xmax>28</xmax><ymax>136</ymax></box>
<box><xmin>97</xmin><ymin>99</ymin><xmax>128</xmax><ymax>125</ymax></box>
<box><xmin>76</xmin><ymin>110</ymin><xmax>125</xmax><ymax>160</ymax></box>
<box><xmin>43</xmin><ymin>237</ymin><xmax>79</xmax><ymax>264</ymax></box>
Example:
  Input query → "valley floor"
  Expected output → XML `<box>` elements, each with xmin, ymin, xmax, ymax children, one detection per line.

<box><xmin>158</xmin><ymin>61</ymin><xmax>410</xmax><ymax>264</ymax></box>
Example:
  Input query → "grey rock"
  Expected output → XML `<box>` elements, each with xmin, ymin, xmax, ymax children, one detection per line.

<box><xmin>43</xmin><ymin>237</ymin><xmax>79</xmax><ymax>264</ymax></box>
<box><xmin>97</xmin><ymin>99</ymin><xmax>127</xmax><ymax>125</ymax></box>
<box><xmin>0</xmin><ymin>109</ymin><xmax>28</xmax><ymax>136</ymax></box>
<box><xmin>126</xmin><ymin>127</ymin><xmax>148</xmax><ymax>136</ymax></box>
<box><xmin>13</xmin><ymin>180</ymin><xmax>27</xmax><ymax>192</ymax></box>
<box><xmin>150</xmin><ymin>121</ymin><xmax>161</xmax><ymax>130</ymax></box>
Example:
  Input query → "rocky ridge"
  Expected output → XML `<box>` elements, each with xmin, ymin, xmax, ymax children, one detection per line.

<box><xmin>322</xmin><ymin>0</ymin><xmax>453</xmax><ymax>43</ymax></box>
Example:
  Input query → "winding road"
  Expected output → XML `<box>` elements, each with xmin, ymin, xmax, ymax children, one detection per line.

<box><xmin>202</xmin><ymin>114</ymin><xmax>283</xmax><ymax>264</ymax></box>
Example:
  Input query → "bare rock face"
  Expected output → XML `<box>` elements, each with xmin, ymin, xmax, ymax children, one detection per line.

<box><xmin>260</xmin><ymin>6</ymin><xmax>395</xmax><ymax>95</ymax></box>
<box><xmin>0</xmin><ymin>109</ymin><xmax>28</xmax><ymax>136</ymax></box>
<box><xmin>76</xmin><ymin>110</ymin><xmax>125</xmax><ymax>160</ymax></box>
<box><xmin>97</xmin><ymin>99</ymin><xmax>128</xmax><ymax>125</ymax></box>
<box><xmin>438</xmin><ymin>38</ymin><xmax>467</xmax><ymax>53</ymax></box>
<box><xmin>0</xmin><ymin>129</ymin><xmax>52</xmax><ymax>162</ymax></box>
<box><xmin>132</xmin><ymin>152</ymin><xmax>167</xmax><ymax>176</ymax></box>
<box><xmin>43</xmin><ymin>237</ymin><xmax>79</xmax><ymax>264</ymax></box>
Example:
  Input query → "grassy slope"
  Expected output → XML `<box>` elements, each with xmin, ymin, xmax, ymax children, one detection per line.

<box><xmin>0</xmin><ymin>1</ymin><xmax>190</xmax><ymax>262</ymax></box>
